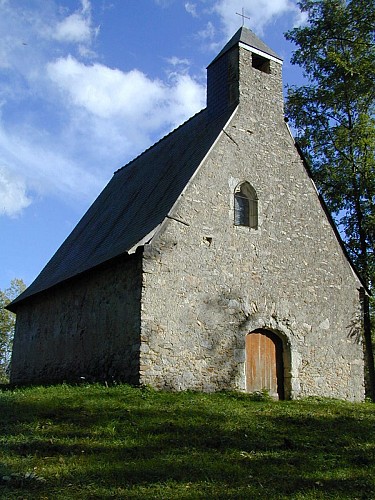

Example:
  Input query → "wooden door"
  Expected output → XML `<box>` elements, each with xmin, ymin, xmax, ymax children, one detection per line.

<box><xmin>245</xmin><ymin>330</ymin><xmax>284</xmax><ymax>399</ymax></box>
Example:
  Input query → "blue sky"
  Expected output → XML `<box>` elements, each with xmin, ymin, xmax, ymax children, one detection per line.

<box><xmin>0</xmin><ymin>0</ymin><xmax>306</xmax><ymax>289</ymax></box>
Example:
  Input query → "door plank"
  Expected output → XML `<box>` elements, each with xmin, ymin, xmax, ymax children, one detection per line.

<box><xmin>246</xmin><ymin>332</ymin><xmax>279</xmax><ymax>398</ymax></box>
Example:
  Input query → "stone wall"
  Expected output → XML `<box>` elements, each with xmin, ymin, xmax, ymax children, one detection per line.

<box><xmin>10</xmin><ymin>253</ymin><xmax>142</xmax><ymax>385</ymax></box>
<box><xmin>139</xmin><ymin>46</ymin><xmax>365</xmax><ymax>401</ymax></box>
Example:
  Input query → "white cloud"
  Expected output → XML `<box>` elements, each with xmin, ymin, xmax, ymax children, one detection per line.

<box><xmin>0</xmin><ymin>165</ymin><xmax>31</xmax><ymax>217</ymax></box>
<box><xmin>47</xmin><ymin>57</ymin><xmax>165</xmax><ymax>119</ymax></box>
<box><xmin>154</xmin><ymin>0</ymin><xmax>174</xmax><ymax>7</ymax></box>
<box><xmin>53</xmin><ymin>13</ymin><xmax>92</xmax><ymax>43</ymax></box>
<box><xmin>185</xmin><ymin>2</ymin><xmax>198</xmax><ymax>17</ymax></box>
<box><xmin>0</xmin><ymin>0</ymin><xmax>98</xmax><ymax>89</ymax></box>
<box><xmin>51</xmin><ymin>0</ymin><xmax>98</xmax><ymax>48</ymax></box>
<box><xmin>167</xmin><ymin>73</ymin><xmax>205</xmax><ymax>120</ymax></box>
<box><xmin>294</xmin><ymin>9</ymin><xmax>309</xmax><ymax>27</ymax></box>
<box><xmin>197</xmin><ymin>21</ymin><xmax>216</xmax><ymax>41</ymax></box>
<box><xmin>212</xmin><ymin>0</ymin><xmax>300</xmax><ymax>36</ymax></box>
<box><xmin>0</xmin><ymin>0</ymin><xmax>108</xmax><ymax>216</ymax></box>
<box><xmin>80</xmin><ymin>0</ymin><xmax>91</xmax><ymax>15</ymax></box>
<box><xmin>166</xmin><ymin>56</ymin><xmax>191</xmax><ymax>67</ymax></box>
<box><xmin>46</xmin><ymin>55</ymin><xmax>205</xmax><ymax>135</ymax></box>
<box><xmin>0</xmin><ymin>122</ymin><xmax>103</xmax><ymax>207</ymax></box>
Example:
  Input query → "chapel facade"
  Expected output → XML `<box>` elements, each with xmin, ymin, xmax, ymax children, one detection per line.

<box><xmin>9</xmin><ymin>28</ymin><xmax>366</xmax><ymax>400</ymax></box>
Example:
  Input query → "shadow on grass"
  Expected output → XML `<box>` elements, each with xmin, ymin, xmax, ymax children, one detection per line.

<box><xmin>1</xmin><ymin>387</ymin><xmax>375</xmax><ymax>499</ymax></box>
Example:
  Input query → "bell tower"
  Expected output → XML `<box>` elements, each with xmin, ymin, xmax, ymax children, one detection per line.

<box><xmin>206</xmin><ymin>27</ymin><xmax>283</xmax><ymax>121</ymax></box>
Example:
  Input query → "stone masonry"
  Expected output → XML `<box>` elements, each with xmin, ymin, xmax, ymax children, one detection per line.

<box><xmin>11</xmin><ymin>253</ymin><xmax>142</xmax><ymax>384</ymax></box>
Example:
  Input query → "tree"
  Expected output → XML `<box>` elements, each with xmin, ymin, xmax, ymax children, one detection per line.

<box><xmin>0</xmin><ymin>279</ymin><xmax>26</xmax><ymax>383</ymax></box>
<box><xmin>285</xmin><ymin>0</ymin><xmax>375</xmax><ymax>398</ymax></box>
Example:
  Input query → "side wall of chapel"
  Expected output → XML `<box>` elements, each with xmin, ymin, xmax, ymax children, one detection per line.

<box><xmin>10</xmin><ymin>253</ymin><xmax>142</xmax><ymax>385</ymax></box>
<box><xmin>139</xmin><ymin>48</ymin><xmax>365</xmax><ymax>400</ymax></box>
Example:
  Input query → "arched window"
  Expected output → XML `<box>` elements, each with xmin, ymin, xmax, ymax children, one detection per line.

<box><xmin>234</xmin><ymin>182</ymin><xmax>258</xmax><ymax>228</ymax></box>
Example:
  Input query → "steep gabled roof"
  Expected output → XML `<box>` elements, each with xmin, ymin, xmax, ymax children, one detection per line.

<box><xmin>9</xmin><ymin>108</ymin><xmax>234</xmax><ymax>309</ymax></box>
<box><xmin>208</xmin><ymin>27</ymin><xmax>282</xmax><ymax>68</ymax></box>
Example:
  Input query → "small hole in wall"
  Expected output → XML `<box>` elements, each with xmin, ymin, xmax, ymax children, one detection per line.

<box><xmin>203</xmin><ymin>236</ymin><xmax>213</xmax><ymax>247</ymax></box>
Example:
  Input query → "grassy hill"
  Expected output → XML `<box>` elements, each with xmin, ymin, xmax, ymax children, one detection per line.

<box><xmin>1</xmin><ymin>384</ymin><xmax>374</xmax><ymax>499</ymax></box>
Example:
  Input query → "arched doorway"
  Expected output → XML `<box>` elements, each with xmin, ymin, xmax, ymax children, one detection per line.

<box><xmin>245</xmin><ymin>329</ymin><xmax>285</xmax><ymax>400</ymax></box>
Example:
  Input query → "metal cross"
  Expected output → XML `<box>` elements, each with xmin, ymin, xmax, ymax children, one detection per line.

<box><xmin>236</xmin><ymin>8</ymin><xmax>250</xmax><ymax>26</ymax></box>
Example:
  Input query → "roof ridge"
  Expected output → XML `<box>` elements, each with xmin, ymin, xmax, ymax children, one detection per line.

<box><xmin>114</xmin><ymin>107</ymin><xmax>206</xmax><ymax>175</ymax></box>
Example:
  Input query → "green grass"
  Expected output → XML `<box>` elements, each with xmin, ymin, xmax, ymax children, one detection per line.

<box><xmin>1</xmin><ymin>384</ymin><xmax>374</xmax><ymax>499</ymax></box>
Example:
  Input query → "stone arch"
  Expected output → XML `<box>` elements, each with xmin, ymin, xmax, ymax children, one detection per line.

<box><xmin>245</xmin><ymin>328</ymin><xmax>291</xmax><ymax>400</ymax></box>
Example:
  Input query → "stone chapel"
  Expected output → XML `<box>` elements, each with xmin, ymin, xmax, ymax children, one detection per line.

<box><xmin>9</xmin><ymin>28</ymin><xmax>366</xmax><ymax>400</ymax></box>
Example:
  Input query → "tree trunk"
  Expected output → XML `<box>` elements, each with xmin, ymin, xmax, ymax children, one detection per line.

<box><xmin>361</xmin><ymin>289</ymin><xmax>375</xmax><ymax>401</ymax></box>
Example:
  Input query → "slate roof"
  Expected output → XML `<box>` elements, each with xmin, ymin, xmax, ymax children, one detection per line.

<box><xmin>208</xmin><ymin>27</ymin><xmax>282</xmax><ymax>68</ymax></box>
<box><xmin>10</xmin><ymin>107</ymin><xmax>235</xmax><ymax>309</ymax></box>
